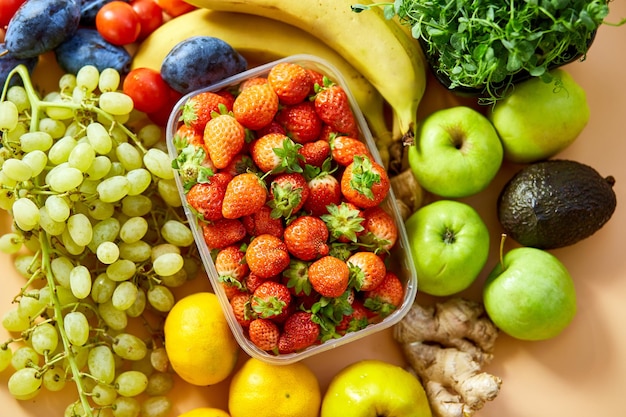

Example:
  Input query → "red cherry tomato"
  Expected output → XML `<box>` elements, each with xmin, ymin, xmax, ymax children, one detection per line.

<box><xmin>96</xmin><ymin>1</ymin><xmax>141</xmax><ymax>46</ymax></box>
<box><xmin>131</xmin><ymin>0</ymin><xmax>163</xmax><ymax>40</ymax></box>
<box><xmin>0</xmin><ymin>0</ymin><xmax>26</xmax><ymax>28</ymax></box>
<box><xmin>154</xmin><ymin>0</ymin><xmax>196</xmax><ymax>17</ymax></box>
<box><xmin>123</xmin><ymin>68</ymin><xmax>171</xmax><ymax>114</ymax></box>
<box><xmin>148</xmin><ymin>88</ymin><xmax>183</xmax><ymax>127</ymax></box>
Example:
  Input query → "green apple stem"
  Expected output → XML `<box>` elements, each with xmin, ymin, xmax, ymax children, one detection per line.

<box><xmin>499</xmin><ymin>233</ymin><xmax>507</xmax><ymax>270</ymax></box>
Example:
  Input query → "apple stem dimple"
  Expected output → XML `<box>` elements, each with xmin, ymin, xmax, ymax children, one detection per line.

<box><xmin>443</xmin><ymin>228</ymin><xmax>456</xmax><ymax>244</ymax></box>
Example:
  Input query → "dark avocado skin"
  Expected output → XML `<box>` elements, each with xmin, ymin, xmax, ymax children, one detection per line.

<box><xmin>498</xmin><ymin>159</ymin><xmax>617</xmax><ymax>249</ymax></box>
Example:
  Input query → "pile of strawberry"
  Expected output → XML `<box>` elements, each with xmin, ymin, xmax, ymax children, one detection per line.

<box><xmin>171</xmin><ymin>61</ymin><xmax>406</xmax><ymax>356</ymax></box>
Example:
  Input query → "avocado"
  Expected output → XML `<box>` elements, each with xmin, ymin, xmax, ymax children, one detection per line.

<box><xmin>497</xmin><ymin>159</ymin><xmax>616</xmax><ymax>249</ymax></box>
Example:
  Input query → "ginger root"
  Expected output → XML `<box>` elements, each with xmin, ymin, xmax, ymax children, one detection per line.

<box><xmin>394</xmin><ymin>298</ymin><xmax>502</xmax><ymax>417</ymax></box>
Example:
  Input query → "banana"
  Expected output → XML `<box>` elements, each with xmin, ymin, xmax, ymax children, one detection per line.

<box><xmin>132</xmin><ymin>8</ymin><xmax>393</xmax><ymax>165</ymax></box>
<box><xmin>183</xmin><ymin>0</ymin><xmax>427</xmax><ymax>140</ymax></box>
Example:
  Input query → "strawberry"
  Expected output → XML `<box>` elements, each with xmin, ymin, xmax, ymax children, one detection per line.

<box><xmin>336</xmin><ymin>300</ymin><xmax>370</xmax><ymax>334</ymax></box>
<box><xmin>267</xmin><ymin>62</ymin><xmax>312</xmax><ymax>105</ymax></box>
<box><xmin>242</xmin><ymin>205</ymin><xmax>285</xmax><ymax>238</ymax></box>
<box><xmin>346</xmin><ymin>251</ymin><xmax>387</xmax><ymax>291</ymax></box>
<box><xmin>244</xmin><ymin>272</ymin><xmax>270</xmax><ymax>294</ymax></box>
<box><xmin>250</xmin><ymin>132</ymin><xmax>303</xmax><ymax>174</ymax></box>
<box><xmin>257</xmin><ymin>119</ymin><xmax>286</xmax><ymax>137</ymax></box>
<box><xmin>308</xmin><ymin>255</ymin><xmax>350</xmax><ymax>298</ymax></box>
<box><xmin>314</xmin><ymin>81</ymin><xmax>358</xmax><ymax>136</ymax></box>
<box><xmin>248</xmin><ymin>318</ymin><xmax>280</xmax><ymax>352</ymax></box>
<box><xmin>362</xmin><ymin>271</ymin><xmax>404</xmax><ymax>318</ymax></box>
<box><xmin>298</xmin><ymin>139</ymin><xmax>331</xmax><ymax>168</ymax></box>
<box><xmin>268</xmin><ymin>172</ymin><xmax>310</xmax><ymax>218</ymax></box>
<box><xmin>341</xmin><ymin>155</ymin><xmax>390</xmax><ymax>208</ymax></box>
<box><xmin>250</xmin><ymin>281</ymin><xmax>292</xmax><ymax>321</ymax></box>
<box><xmin>181</xmin><ymin>91</ymin><xmax>234</xmax><ymax>134</ymax></box>
<box><xmin>185</xmin><ymin>171</ymin><xmax>233</xmax><ymax>221</ymax></box>
<box><xmin>172</xmin><ymin>124</ymin><xmax>215</xmax><ymax>189</ymax></box>
<box><xmin>282</xmin><ymin>259</ymin><xmax>313</xmax><ymax>297</ymax></box>
<box><xmin>230</xmin><ymin>293</ymin><xmax>255</xmax><ymax>327</ymax></box>
<box><xmin>203</xmin><ymin>112</ymin><xmax>246</xmax><ymax>169</ymax></box>
<box><xmin>329</xmin><ymin>134</ymin><xmax>372</xmax><ymax>167</ymax></box>
<box><xmin>215</xmin><ymin>245</ymin><xmax>249</xmax><ymax>293</ymax></box>
<box><xmin>239</xmin><ymin>76</ymin><xmax>268</xmax><ymax>91</ymax></box>
<box><xmin>359</xmin><ymin>206</ymin><xmax>398</xmax><ymax>253</ymax></box>
<box><xmin>278</xmin><ymin>311</ymin><xmax>320</xmax><ymax>354</ymax></box>
<box><xmin>245</xmin><ymin>234</ymin><xmax>291</xmax><ymax>279</ymax></box>
<box><xmin>233</xmin><ymin>83</ymin><xmax>279</xmax><ymax>130</ymax></box>
<box><xmin>305</xmin><ymin>69</ymin><xmax>325</xmax><ymax>94</ymax></box>
<box><xmin>222</xmin><ymin>172</ymin><xmax>267</xmax><ymax>219</ymax></box>
<box><xmin>201</xmin><ymin>218</ymin><xmax>246</xmax><ymax>249</ymax></box>
<box><xmin>284</xmin><ymin>215</ymin><xmax>329</xmax><ymax>261</ymax></box>
<box><xmin>320</xmin><ymin>202</ymin><xmax>364</xmax><ymax>243</ymax></box>
<box><xmin>303</xmin><ymin>162</ymin><xmax>341</xmax><ymax>217</ymax></box>
<box><xmin>222</xmin><ymin>153</ymin><xmax>256</xmax><ymax>177</ymax></box>
<box><xmin>275</xmin><ymin>101</ymin><xmax>322</xmax><ymax>144</ymax></box>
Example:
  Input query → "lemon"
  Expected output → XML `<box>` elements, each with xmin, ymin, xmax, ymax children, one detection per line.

<box><xmin>178</xmin><ymin>407</ymin><xmax>230</xmax><ymax>417</ymax></box>
<box><xmin>164</xmin><ymin>292</ymin><xmax>239</xmax><ymax>386</ymax></box>
<box><xmin>228</xmin><ymin>357</ymin><xmax>321</xmax><ymax>417</ymax></box>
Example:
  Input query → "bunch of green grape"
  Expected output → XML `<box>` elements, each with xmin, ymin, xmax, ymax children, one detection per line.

<box><xmin>0</xmin><ymin>64</ymin><xmax>201</xmax><ymax>417</ymax></box>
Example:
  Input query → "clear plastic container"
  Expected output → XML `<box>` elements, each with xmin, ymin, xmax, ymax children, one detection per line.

<box><xmin>165</xmin><ymin>54</ymin><xmax>418</xmax><ymax>364</ymax></box>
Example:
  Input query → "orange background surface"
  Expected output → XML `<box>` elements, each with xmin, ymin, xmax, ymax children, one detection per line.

<box><xmin>1</xmin><ymin>2</ymin><xmax>626</xmax><ymax>416</ymax></box>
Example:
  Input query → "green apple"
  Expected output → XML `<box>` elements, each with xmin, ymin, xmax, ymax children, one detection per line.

<box><xmin>488</xmin><ymin>68</ymin><xmax>590</xmax><ymax>163</ymax></box>
<box><xmin>321</xmin><ymin>360</ymin><xmax>431</xmax><ymax>417</ymax></box>
<box><xmin>404</xmin><ymin>200</ymin><xmax>490</xmax><ymax>296</ymax></box>
<box><xmin>408</xmin><ymin>106</ymin><xmax>503</xmax><ymax>198</ymax></box>
<box><xmin>483</xmin><ymin>247</ymin><xmax>577</xmax><ymax>341</ymax></box>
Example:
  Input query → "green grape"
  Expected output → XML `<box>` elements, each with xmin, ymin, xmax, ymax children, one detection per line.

<box><xmin>47</xmin><ymin>165</ymin><xmax>84</xmax><ymax>193</ymax></box>
<box><xmin>13</xmin><ymin>254</ymin><xmax>41</xmax><ymax>279</ymax></box>
<box><xmin>22</xmin><ymin>149</ymin><xmax>48</xmax><ymax>177</ymax></box>
<box><xmin>160</xmin><ymin>268</ymin><xmax>188</xmax><ymax>288</ymax></box>
<box><xmin>88</xmin><ymin>345</ymin><xmax>116</xmax><ymax>384</ymax></box>
<box><xmin>112</xmin><ymin>396</ymin><xmax>141</xmax><ymax>417</ymax></box>
<box><xmin>97</xmin><ymin>241</ymin><xmax>120</xmax><ymax>264</ymax></box>
<box><xmin>99</xmin><ymin>68</ymin><xmax>121</xmax><ymax>92</ymax></box>
<box><xmin>0</xmin><ymin>100</ymin><xmax>19</xmax><ymax>131</ymax></box>
<box><xmin>39</xmin><ymin>206</ymin><xmax>66</xmax><ymax>236</ymax></box>
<box><xmin>92</xmin><ymin>382</ymin><xmax>118</xmax><ymax>406</ymax></box>
<box><xmin>68</xmin><ymin>214</ymin><xmax>94</xmax><ymax>247</ymax></box>
<box><xmin>100</xmin><ymin>91</ymin><xmax>134</xmax><ymax>116</ymax></box>
<box><xmin>106</xmin><ymin>161</ymin><xmax>126</xmax><ymax>179</ymax></box>
<box><xmin>114</xmin><ymin>370</ymin><xmax>148</xmax><ymax>397</ymax></box>
<box><xmin>76</xmin><ymin>65</ymin><xmax>100</xmax><ymax>92</ymax></box>
<box><xmin>145</xmin><ymin>372</ymin><xmax>173</xmax><ymax>396</ymax></box>
<box><xmin>121</xmin><ymin>195</ymin><xmax>152</xmax><ymax>217</ymax></box>
<box><xmin>31</xmin><ymin>322</ymin><xmax>59</xmax><ymax>354</ymax></box>
<box><xmin>64</xmin><ymin>402</ymin><xmax>88</xmax><ymax>417</ymax></box>
<box><xmin>143</xmin><ymin>149</ymin><xmax>175</xmax><ymax>180</ymax></box>
<box><xmin>45</xmin><ymin>194</ymin><xmax>71</xmax><ymax>222</ymax></box>
<box><xmin>137</xmin><ymin>124</ymin><xmax>162</xmax><ymax>148</ymax></box>
<box><xmin>91</xmin><ymin>273</ymin><xmax>116</xmax><ymax>304</ymax></box>
<box><xmin>149</xmin><ymin>347</ymin><xmax>169</xmax><ymax>373</ymax></box>
<box><xmin>2</xmin><ymin>308</ymin><xmax>31</xmax><ymax>332</ymax></box>
<box><xmin>0</xmin><ymin>188</ymin><xmax>15</xmax><ymax>210</ymax></box>
<box><xmin>8</xmin><ymin>367</ymin><xmax>42</xmax><ymax>400</ymax></box>
<box><xmin>6</xmin><ymin>85</ymin><xmax>30</xmax><ymax>112</ymax></box>
<box><xmin>112</xmin><ymin>333</ymin><xmax>147</xmax><ymax>361</ymax></box>
<box><xmin>86</xmin><ymin>155</ymin><xmax>113</xmax><ymax>181</ymax></box>
<box><xmin>0</xmin><ymin>232</ymin><xmax>23</xmax><ymax>254</ymax></box>
<box><xmin>106</xmin><ymin>259</ymin><xmax>136</xmax><ymax>282</ymax></box>
<box><xmin>120</xmin><ymin>217</ymin><xmax>148</xmax><ymax>244</ymax></box>
<box><xmin>147</xmin><ymin>285</ymin><xmax>175</xmax><ymax>313</ymax></box>
<box><xmin>11</xmin><ymin>346</ymin><xmax>40</xmax><ymax>369</ymax></box>
<box><xmin>48</xmin><ymin>135</ymin><xmax>78</xmax><ymax>165</ymax></box>
<box><xmin>89</xmin><ymin>217</ymin><xmax>121</xmax><ymax>252</ymax></box>
<box><xmin>97</xmin><ymin>175</ymin><xmax>131</xmax><ymax>203</ymax></box>
<box><xmin>115</xmin><ymin>142</ymin><xmax>143</xmax><ymax>171</ymax></box>
<box><xmin>64</xmin><ymin>311</ymin><xmax>90</xmax><ymax>346</ymax></box>
<box><xmin>68</xmin><ymin>141</ymin><xmax>96</xmax><ymax>172</ymax></box>
<box><xmin>160</xmin><ymin>220</ymin><xmax>194</xmax><ymax>247</ymax></box>
<box><xmin>0</xmin><ymin>169</ymin><xmax>17</xmax><ymax>188</ymax></box>
<box><xmin>43</xmin><ymin>92</ymin><xmax>75</xmax><ymax>120</ymax></box>
<box><xmin>39</xmin><ymin>117</ymin><xmax>67</xmax><ymax>139</ymax></box>
<box><xmin>87</xmin><ymin>122</ymin><xmax>113</xmax><ymax>155</ymax></box>
<box><xmin>42</xmin><ymin>365</ymin><xmax>67</xmax><ymax>392</ymax></box>
<box><xmin>125</xmin><ymin>288</ymin><xmax>146</xmax><ymax>318</ymax></box>
<box><xmin>18</xmin><ymin>289</ymin><xmax>47</xmax><ymax>320</ymax></box>
<box><xmin>12</xmin><ymin>197</ymin><xmax>40</xmax><ymax>231</ymax></box>
<box><xmin>59</xmin><ymin>73</ymin><xmax>77</xmax><ymax>93</ymax></box>
<box><xmin>125</xmin><ymin>168</ymin><xmax>152</xmax><ymax>196</ymax></box>
<box><xmin>6</xmin><ymin>122</ymin><xmax>28</xmax><ymax>144</ymax></box>
<box><xmin>141</xmin><ymin>396</ymin><xmax>172</xmax><ymax>417</ymax></box>
<box><xmin>56</xmin><ymin>285</ymin><xmax>79</xmax><ymax>306</ymax></box>
<box><xmin>99</xmin><ymin>300</ymin><xmax>128</xmax><ymax>330</ymax></box>
<box><xmin>51</xmin><ymin>256</ymin><xmax>75</xmax><ymax>288</ymax></box>
<box><xmin>150</xmin><ymin>243</ymin><xmax>180</xmax><ymax>262</ymax></box>
<box><xmin>111</xmin><ymin>281</ymin><xmax>138</xmax><ymax>311</ymax></box>
<box><xmin>153</xmin><ymin>253</ymin><xmax>184</xmax><ymax>277</ymax></box>
<box><xmin>88</xmin><ymin>199</ymin><xmax>116</xmax><ymax>220</ymax></box>
<box><xmin>2</xmin><ymin>158</ymin><xmax>33</xmax><ymax>182</ymax></box>
<box><xmin>0</xmin><ymin>345</ymin><xmax>13</xmax><ymax>372</ymax></box>
<box><xmin>70</xmin><ymin>265</ymin><xmax>92</xmax><ymax>299</ymax></box>
<box><xmin>157</xmin><ymin>178</ymin><xmax>182</xmax><ymax>207</ymax></box>
<box><xmin>61</xmin><ymin>227</ymin><xmax>86</xmax><ymax>256</ymax></box>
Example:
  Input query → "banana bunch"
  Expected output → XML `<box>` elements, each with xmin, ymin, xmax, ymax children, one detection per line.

<box><xmin>133</xmin><ymin>8</ymin><xmax>395</xmax><ymax>165</ymax></box>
